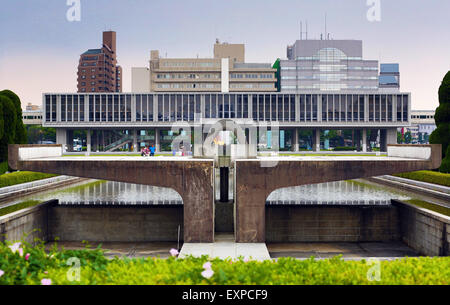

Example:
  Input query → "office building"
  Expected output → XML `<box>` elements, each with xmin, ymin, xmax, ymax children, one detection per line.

<box><xmin>132</xmin><ymin>41</ymin><xmax>277</xmax><ymax>93</ymax></box>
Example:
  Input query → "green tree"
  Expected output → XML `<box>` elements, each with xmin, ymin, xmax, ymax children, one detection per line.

<box><xmin>0</xmin><ymin>95</ymin><xmax>17</xmax><ymax>162</ymax></box>
<box><xmin>430</xmin><ymin>71</ymin><xmax>450</xmax><ymax>172</ymax></box>
<box><xmin>0</xmin><ymin>90</ymin><xmax>27</xmax><ymax>144</ymax></box>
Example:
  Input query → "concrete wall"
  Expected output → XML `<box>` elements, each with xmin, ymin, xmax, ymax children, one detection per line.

<box><xmin>215</xmin><ymin>202</ymin><xmax>234</xmax><ymax>233</ymax></box>
<box><xmin>265</xmin><ymin>205</ymin><xmax>399</xmax><ymax>243</ymax></box>
<box><xmin>49</xmin><ymin>206</ymin><xmax>183</xmax><ymax>242</ymax></box>
<box><xmin>393</xmin><ymin>200</ymin><xmax>449</xmax><ymax>256</ymax></box>
<box><xmin>0</xmin><ymin>201</ymin><xmax>56</xmax><ymax>245</ymax></box>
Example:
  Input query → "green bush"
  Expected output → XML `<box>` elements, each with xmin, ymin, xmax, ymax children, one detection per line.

<box><xmin>0</xmin><ymin>239</ymin><xmax>448</xmax><ymax>285</ymax></box>
<box><xmin>439</xmin><ymin>145</ymin><xmax>450</xmax><ymax>173</ymax></box>
<box><xmin>430</xmin><ymin>71</ymin><xmax>450</xmax><ymax>172</ymax></box>
<box><xmin>0</xmin><ymin>171</ymin><xmax>58</xmax><ymax>188</ymax></box>
<box><xmin>394</xmin><ymin>170</ymin><xmax>450</xmax><ymax>187</ymax></box>
<box><xmin>333</xmin><ymin>146</ymin><xmax>356</xmax><ymax>151</ymax></box>
<box><xmin>0</xmin><ymin>200</ymin><xmax>42</xmax><ymax>217</ymax></box>
<box><xmin>0</xmin><ymin>161</ymin><xmax>8</xmax><ymax>175</ymax></box>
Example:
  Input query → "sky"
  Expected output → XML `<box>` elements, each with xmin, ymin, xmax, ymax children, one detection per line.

<box><xmin>0</xmin><ymin>0</ymin><xmax>449</xmax><ymax>110</ymax></box>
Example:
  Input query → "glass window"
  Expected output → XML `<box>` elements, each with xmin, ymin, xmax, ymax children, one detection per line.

<box><xmin>306</xmin><ymin>95</ymin><xmax>311</xmax><ymax>121</ymax></box>
<box><xmin>312</xmin><ymin>95</ymin><xmax>318</xmax><ymax>121</ymax></box>
<box><xmin>189</xmin><ymin>95</ymin><xmax>195</xmax><ymax>121</ymax></box>
<box><xmin>73</xmin><ymin>95</ymin><xmax>79</xmax><ymax>122</ymax></box>
<box><xmin>113</xmin><ymin>95</ymin><xmax>119</xmax><ymax>121</ymax></box>
<box><xmin>252</xmin><ymin>95</ymin><xmax>258</xmax><ymax>119</ymax></box>
<box><xmin>101</xmin><ymin>95</ymin><xmax>107</xmax><ymax>121</ymax></box>
<box><xmin>271</xmin><ymin>95</ymin><xmax>277</xmax><ymax>121</ymax></box>
<box><xmin>158</xmin><ymin>95</ymin><xmax>163</xmax><ymax>121</ymax></box>
<box><xmin>300</xmin><ymin>95</ymin><xmax>305</xmax><ymax>121</ymax></box>
<box><xmin>126</xmin><ymin>95</ymin><xmax>132</xmax><ymax>122</ymax></box>
<box><xmin>80</xmin><ymin>95</ymin><xmax>85</xmax><ymax>121</ymax></box>
<box><xmin>259</xmin><ymin>95</ymin><xmax>264</xmax><ymax>121</ymax></box>
<box><xmin>61</xmin><ymin>95</ymin><xmax>66</xmax><ymax>121</ymax></box>
<box><xmin>265</xmin><ymin>95</ymin><xmax>270</xmax><ymax>121</ymax></box>
<box><xmin>205</xmin><ymin>95</ymin><xmax>211</xmax><ymax>119</ymax></box>
<box><xmin>170</xmin><ymin>94</ymin><xmax>176</xmax><ymax>121</ymax></box>
<box><xmin>322</xmin><ymin>95</ymin><xmax>327</xmax><ymax>121</ymax></box>
<box><xmin>136</xmin><ymin>95</ymin><xmax>141</xmax><ymax>121</ymax></box>
<box><xmin>148</xmin><ymin>95</ymin><xmax>154</xmax><ymax>121</ymax></box>
<box><xmin>45</xmin><ymin>95</ymin><xmax>51</xmax><ymax>122</ymax></box>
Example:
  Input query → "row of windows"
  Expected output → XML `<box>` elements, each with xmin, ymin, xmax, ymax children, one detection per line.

<box><xmin>45</xmin><ymin>94</ymin><xmax>409</xmax><ymax>123</ymax></box>
<box><xmin>230</xmin><ymin>73</ymin><xmax>274</xmax><ymax>79</ymax></box>
<box><xmin>282</xmin><ymin>75</ymin><xmax>378</xmax><ymax>81</ymax></box>
<box><xmin>156</xmin><ymin>73</ymin><xmax>220</xmax><ymax>79</ymax></box>
<box><xmin>281</xmin><ymin>66</ymin><xmax>378</xmax><ymax>71</ymax></box>
<box><xmin>161</xmin><ymin>62</ymin><xmax>220</xmax><ymax>68</ymax></box>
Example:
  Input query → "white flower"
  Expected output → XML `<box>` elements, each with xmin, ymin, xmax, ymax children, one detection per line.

<box><xmin>8</xmin><ymin>242</ymin><xmax>21</xmax><ymax>253</ymax></box>
<box><xmin>41</xmin><ymin>278</ymin><xmax>52</xmax><ymax>285</ymax></box>
<box><xmin>203</xmin><ymin>262</ymin><xmax>212</xmax><ymax>270</ymax></box>
<box><xmin>169</xmin><ymin>248</ymin><xmax>179</xmax><ymax>257</ymax></box>
<box><xmin>0</xmin><ymin>270</ymin><xmax>4</xmax><ymax>278</ymax></box>
<box><xmin>201</xmin><ymin>268</ymin><xmax>214</xmax><ymax>279</ymax></box>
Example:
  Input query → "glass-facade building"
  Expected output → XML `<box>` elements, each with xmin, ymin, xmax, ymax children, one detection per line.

<box><xmin>44</xmin><ymin>91</ymin><xmax>409</xmax><ymax>153</ymax></box>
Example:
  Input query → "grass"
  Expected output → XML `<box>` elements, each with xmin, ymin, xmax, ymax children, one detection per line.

<box><xmin>0</xmin><ymin>171</ymin><xmax>58</xmax><ymax>188</ymax></box>
<box><xmin>0</xmin><ymin>200</ymin><xmax>41</xmax><ymax>217</ymax></box>
<box><xmin>394</xmin><ymin>170</ymin><xmax>450</xmax><ymax>187</ymax></box>
<box><xmin>405</xmin><ymin>199</ymin><xmax>450</xmax><ymax>217</ymax></box>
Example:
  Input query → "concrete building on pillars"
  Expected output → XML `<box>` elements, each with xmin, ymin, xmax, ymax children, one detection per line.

<box><xmin>46</xmin><ymin>37</ymin><xmax>409</xmax><ymax>154</ymax></box>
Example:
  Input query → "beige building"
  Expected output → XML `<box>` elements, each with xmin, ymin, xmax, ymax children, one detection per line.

<box><xmin>132</xmin><ymin>42</ymin><xmax>277</xmax><ymax>93</ymax></box>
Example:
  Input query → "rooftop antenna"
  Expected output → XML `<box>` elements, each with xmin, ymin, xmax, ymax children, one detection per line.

<box><xmin>306</xmin><ymin>21</ymin><xmax>308</xmax><ymax>40</ymax></box>
<box><xmin>300</xmin><ymin>21</ymin><xmax>302</xmax><ymax>40</ymax></box>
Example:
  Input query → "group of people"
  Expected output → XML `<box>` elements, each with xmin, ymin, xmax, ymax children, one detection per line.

<box><xmin>141</xmin><ymin>145</ymin><xmax>156</xmax><ymax>157</ymax></box>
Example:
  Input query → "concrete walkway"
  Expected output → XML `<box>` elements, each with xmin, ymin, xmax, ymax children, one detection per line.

<box><xmin>179</xmin><ymin>233</ymin><xmax>271</xmax><ymax>261</ymax></box>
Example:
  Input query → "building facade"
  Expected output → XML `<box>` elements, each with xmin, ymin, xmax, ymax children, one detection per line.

<box><xmin>43</xmin><ymin>91</ymin><xmax>409</xmax><ymax>153</ymax></box>
<box><xmin>407</xmin><ymin>110</ymin><xmax>436</xmax><ymax>143</ymax></box>
<box><xmin>379</xmin><ymin>63</ymin><xmax>400</xmax><ymax>89</ymax></box>
<box><xmin>281</xmin><ymin>40</ymin><xmax>379</xmax><ymax>92</ymax></box>
<box><xmin>77</xmin><ymin>31</ymin><xmax>122</xmax><ymax>93</ymax></box>
<box><xmin>132</xmin><ymin>42</ymin><xmax>277</xmax><ymax>93</ymax></box>
<box><xmin>23</xmin><ymin>103</ymin><xmax>43</xmax><ymax>125</ymax></box>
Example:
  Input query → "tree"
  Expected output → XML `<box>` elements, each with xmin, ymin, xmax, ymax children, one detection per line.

<box><xmin>0</xmin><ymin>90</ymin><xmax>27</xmax><ymax>144</ymax></box>
<box><xmin>0</xmin><ymin>94</ymin><xmax>17</xmax><ymax>161</ymax></box>
<box><xmin>430</xmin><ymin>71</ymin><xmax>450</xmax><ymax>172</ymax></box>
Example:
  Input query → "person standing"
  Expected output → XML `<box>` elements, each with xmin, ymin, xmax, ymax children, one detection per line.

<box><xmin>150</xmin><ymin>145</ymin><xmax>155</xmax><ymax>157</ymax></box>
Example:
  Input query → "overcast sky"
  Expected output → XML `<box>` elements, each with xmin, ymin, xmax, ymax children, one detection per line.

<box><xmin>0</xmin><ymin>0</ymin><xmax>449</xmax><ymax>110</ymax></box>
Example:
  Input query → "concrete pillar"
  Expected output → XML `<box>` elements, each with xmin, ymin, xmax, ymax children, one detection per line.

<box><xmin>362</xmin><ymin>129</ymin><xmax>367</xmax><ymax>152</ymax></box>
<box><xmin>314</xmin><ymin>129</ymin><xmax>321</xmax><ymax>152</ymax></box>
<box><xmin>292</xmin><ymin>128</ymin><xmax>299</xmax><ymax>152</ymax></box>
<box><xmin>56</xmin><ymin>129</ymin><xmax>67</xmax><ymax>147</ymax></box>
<box><xmin>86</xmin><ymin>130</ymin><xmax>91</xmax><ymax>155</ymax></box>
<box><xmin>132</xmin><ymin>129</ymin><xmax>138</xmax><ymax>152</ymax></box>
<box><xmin>155</xmin><ymin>128</ymin><xmax>160</xmax><ymax>152</ymax></box>
<box><xmin>386</xmin><ymin>128</ymin><xmax>398</xmax><ymax>147</ymax></box>
<box><xmin>380</xmin><ymin>129</ymin><xmax>387</xmax><ymax>152</ymax></box>
<box><xmin>248</xmin><ymin>127</ymin><xmax>257</xmax><ymax>157</ymax></box>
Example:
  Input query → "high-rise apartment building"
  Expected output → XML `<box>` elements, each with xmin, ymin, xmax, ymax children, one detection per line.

<box><xmin>77</xmin><ymin>31</ymin><xmax>122</xmax><ymax>93</ymax></box>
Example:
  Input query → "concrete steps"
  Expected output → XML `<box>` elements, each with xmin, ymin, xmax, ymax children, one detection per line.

<box><xmin>179</xmin><ymin>233</ymin><xmax>271</xmax><ymax>261</ymax></box>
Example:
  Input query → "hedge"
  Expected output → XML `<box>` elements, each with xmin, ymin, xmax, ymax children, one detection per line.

<box><xmin>0</xmin><ymin>161</ymin><xmax>8</xmax><ymax>175</ymax></box>
<box><xmin>0</xmin><ymin>200</ymin><xmax>41</xmax><ymax>217</ymax></box>
<box><xmin>0</xmin><ymin>240</ymin><xmax>449</xmax><ymax>285</ymax></box>
<box><xmin>0</xmin><ymin>171</ymin><xmax>58</xmax><ymax>188</ymax></box>
<box><xmin>333</xmin><ymin>147</ymin><xmax>356</xmax><ymax>151</ymax></box>
<box><xmin>394</xmin><ymin>170</ymin><xmax>450</xmax><ymax>187</ymax></box>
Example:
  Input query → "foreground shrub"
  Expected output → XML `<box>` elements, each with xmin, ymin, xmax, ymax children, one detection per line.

<box><xmin>0</xmin><ymin>171</ymin><xmax>58</xmax><ymax>188</ymax></box>
<box><xmin>1</xmin><ymin>240</ymin><xmax>449</xmax><ymax>285</ymax></box>
<box><xmin>394</xmin><ymin>170</ymin><xmax>450</xmax><ymax>187</ymax></box>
